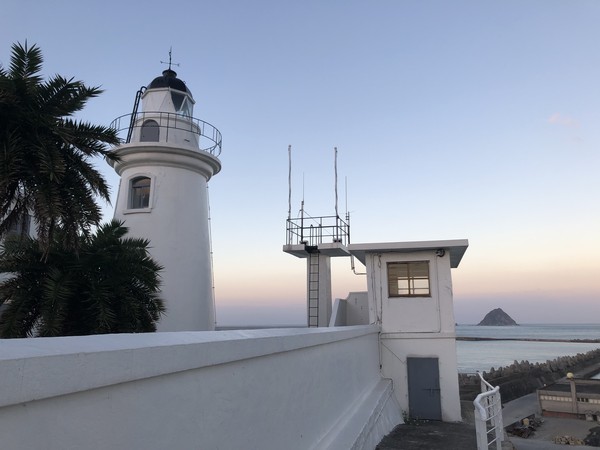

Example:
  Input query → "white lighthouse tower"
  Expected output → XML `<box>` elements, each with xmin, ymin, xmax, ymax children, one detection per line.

<box><xmin>110</xmin><ymin>67</ymin><xmax>222</xmax><ymax>331</ymax></box>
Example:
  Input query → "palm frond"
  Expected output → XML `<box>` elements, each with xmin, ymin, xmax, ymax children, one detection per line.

<box><xmin>0</xmin><ymin>42</ymin><xmax>122</xmax><ymax>249</ymax></box>
<box><xmin>7</xmin><ymin>42</ymin><xmax>43</xmax><ymax>85</ymax></box>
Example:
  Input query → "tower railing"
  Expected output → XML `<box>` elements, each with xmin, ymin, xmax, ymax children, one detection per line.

<box><xmin>286</xmin><ymin>214</ymin><xmax>350</xmax><ymax>248</ymax></box>
<box><xmin>110</xmin><ymin>111</ymin><xmax>222</xmax><ymax>156</ymax></box>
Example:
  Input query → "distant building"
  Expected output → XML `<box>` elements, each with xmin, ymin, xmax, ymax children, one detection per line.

<box><xmin>539</xmin><ymin>376</ymin><xmax>600</xmax><ymax>421</ymax></box>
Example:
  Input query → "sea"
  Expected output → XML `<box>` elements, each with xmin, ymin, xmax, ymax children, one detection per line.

<box><xmin>456</xmin><ymin>324</ymin><xmax>600</xmax><ymax>373</ymax></box>
<box><xmin>219</xmin><ymin>323</ymin><xmax>600</xmax><ymax>374</ymax></box>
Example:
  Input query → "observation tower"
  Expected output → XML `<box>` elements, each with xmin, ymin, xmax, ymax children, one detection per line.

<box><xmin>110</xmin><ymin>67</ymin><xmax>222</xmax><ymax>331</ymax></box>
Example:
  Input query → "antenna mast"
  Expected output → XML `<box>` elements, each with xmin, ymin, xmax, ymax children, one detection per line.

<box><xmin>288</xmin><ymin>145</ymin><xmax>292</xmax><ymax>220</ymax></box>
<box><xmin>302</xmin><ymin>172</ymin><xmax>305</xmax><ymax>212</ymax></box>
<box><xmin>334</xmin><ymin>147</ymin><xmax>339</xmax><ymax>218</ymax></box>
<box><xmin>345</xmin><ymin>176</ymin><xmax>348</xmax><ymax>219</ymax></box>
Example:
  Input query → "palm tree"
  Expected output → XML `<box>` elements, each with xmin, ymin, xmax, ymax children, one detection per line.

<box><xmin>0</xmin><ymin>220</ymin><xmax>165</xmax><ymax>337</ymax></box>
<box><xmin>0</xmin><ymin>42</ymin><xmax>119</xmax><ymax>253</ymax></box>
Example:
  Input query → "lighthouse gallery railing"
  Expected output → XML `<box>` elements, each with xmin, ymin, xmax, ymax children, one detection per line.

<box><xmin>110</xmin><ymin>111</ymin><xmax>222</xmax><ymax>157</ymax></box>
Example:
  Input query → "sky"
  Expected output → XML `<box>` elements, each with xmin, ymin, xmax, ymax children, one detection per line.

<box><xmin>1</xmin><ymin>1</ymin><xmax>599</xmax><ymax>325</ymax></box>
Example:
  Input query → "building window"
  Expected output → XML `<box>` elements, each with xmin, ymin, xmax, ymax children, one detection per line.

<box><xmin>130</xmin><ymin>177</ymin><xmax>151</xmax><ymax>209</ymax></box>
<box><xmin>387</xmin><ymin>261</ymin><xmax>430</xmax><ymax>297</ymax></box>
<box><xmin>140</xmin><ymin>120</ymin><xmax>159</xmax><ymax>142</ymax></box>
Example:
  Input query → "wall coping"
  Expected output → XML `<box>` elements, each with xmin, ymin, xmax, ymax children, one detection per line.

<box><xmin>0</xmin><ymin>325</ymin><xmax>379</xmax><ymax>408</ymax></box>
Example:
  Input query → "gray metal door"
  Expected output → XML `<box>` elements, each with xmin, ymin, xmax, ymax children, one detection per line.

<box><xmin>407</xmin><ymin>357</ymin><xmax>442</xmax><ymax>420</ymax></box>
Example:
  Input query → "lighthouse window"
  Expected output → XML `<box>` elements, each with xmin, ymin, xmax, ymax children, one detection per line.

<box><xmin>172</xmin><ymin>92</ymin><xmax>192</xmax><ymax>117</ymax></box>
<box><xmin>180</xmin><ymin>98</ymin><xmax>192</xmax><ymax>116</ymax></box>
<box><xmin>387</xmin><ymin>261</ymin><xmax>430</xmax><ymax>297</ymax></box>
<box><xmin>140</xmin><ymin>120</ymin><xmax>159</xmax><ymax>142</ymax></box>
<box><xmin>130</xmin><ymin>177</ymin><xmax>151</xmax><ymax>209</ymax></box>
<box><xmin>171</xmin><ymin>92</ymin><xmax>185</xmax><ymax>110</ymax></box>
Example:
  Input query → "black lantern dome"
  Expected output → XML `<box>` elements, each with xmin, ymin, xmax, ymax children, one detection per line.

<box><xmin>148</xmin><ymin>69</ymin><xmax>191</xmax><ymax>96</ymax></box>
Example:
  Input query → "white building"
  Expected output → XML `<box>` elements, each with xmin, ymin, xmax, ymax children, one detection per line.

<box><xmin>110</xmin><ymin>68</ymin><xmax>222</xmax><ymax>331</ymax></box>
<box><xmin>348</xmin><ymin>240</ymin><xmax>468</xmax><ymax>422</ymax></box>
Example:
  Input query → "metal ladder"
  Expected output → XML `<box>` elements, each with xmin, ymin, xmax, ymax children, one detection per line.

<box><xmin>307</xmin><ymin>248</ymin><xmax>319</xmax><ymax>327</ymax></box>
<box><xmin>126</xmin><ymin>86</ymin><xmax>146</xmax><ymax>143</ymax></box>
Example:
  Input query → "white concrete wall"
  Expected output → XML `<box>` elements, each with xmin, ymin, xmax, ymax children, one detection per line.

<box><xmin>379</xmin><ymin>335</ymin><xmax>462</xmax><ymax>421</ymax></box>
<box><xmin>363</xmin><ymin>249</ymin><xmax>461</xmax><ymax>421</ymax></box>
<box><xmin>331</xmin><ymin>292</ymin><xmax>370</xmax><ymax>326</ymax></box>
<box><xmin>364</xmin><ymin>250</ymin><xmax>456</xmax><ymax>334</ymax></box>
<box><xmin>130</xmin><ymin>113</ymin><xmax>200</xmax><ymax>150</ymax></box>
<box><xmin>0</xmin><ymin>326</ymin><xmax>402</xmax><ymax>450</ymax></box>
<box><xmin>112</xmin><ymin>144</ymin><xmax>220</xmax><ymax>332</ymax></box>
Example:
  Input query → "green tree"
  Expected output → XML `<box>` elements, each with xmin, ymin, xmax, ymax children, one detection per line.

<box><xmin>0</xmin><ymin>220</ymin><xmax>165</xmax><ymax>337</ymax></box>
<box><xmin>0</xmin><ymin>42</ymin><xmax>119</xmax><ymax>253</ymax></box>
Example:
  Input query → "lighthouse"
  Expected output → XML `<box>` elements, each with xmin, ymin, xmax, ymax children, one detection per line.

<box><xmin>110</xmin><ymin>67</ymin><xmax>222</xmax><ymax>331</ymax></box>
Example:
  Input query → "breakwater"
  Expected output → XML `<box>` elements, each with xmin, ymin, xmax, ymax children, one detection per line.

<box><xmin>456</xmin><ymin>336</ymin><xmax>600</xmax><ymax>344</ymax></box>
<box><xmin>459</xmin><ymin>348</ymin><xmax>600</xmax><ymax>403</ymax></box>
<box><xmin>457</xmin><ymin>337</ymin><xmax>600</xmax><ymax>343</ymax></box>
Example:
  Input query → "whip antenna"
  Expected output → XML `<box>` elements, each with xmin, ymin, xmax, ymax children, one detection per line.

<box><xmin>288</xmin><ymin>145</ymin><xmax>292</xmax><ymax>220</ymax></box>
<box><xmin>334</xmin><ymin>147</ymin><xmax>339</xmax><ymax>218</ymax></box>
<box><xmin>302</xmin><ymin>172</ymin><xmax>305</xmax><ymax>207</ymax></box>
<box><xmin>345</xmin><ymin>176</ymin><xmax>348</xmax><ymax>219</ymax></box>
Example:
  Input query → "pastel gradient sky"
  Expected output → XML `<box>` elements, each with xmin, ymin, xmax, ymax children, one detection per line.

<box><xmin>2</xmin><ymin>1</ymin><xmax>599</xmax><ymax>325</ymax></box>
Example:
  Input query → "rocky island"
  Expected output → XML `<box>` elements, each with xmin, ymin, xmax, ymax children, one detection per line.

<box><xmin>478</xmin><ymin>308</ymin><xmax>518</xmax><ymax>326</ymax></box>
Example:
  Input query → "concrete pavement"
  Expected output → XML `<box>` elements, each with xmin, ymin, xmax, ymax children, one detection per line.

<box><xmin>502</xmin><ymin>392</ymin><xmax>600</xmax><ymax>449</ymax></box>
<box><xmin>376</xmin><ymin>391</ymin><xmax>600</xmax><ymax>449</ymax></box>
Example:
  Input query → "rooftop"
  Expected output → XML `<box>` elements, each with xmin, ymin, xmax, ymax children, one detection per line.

<box><xmin>349</xmin><ymin>239</ymin><xmax>469</xmax><ymax>268</ymax></box>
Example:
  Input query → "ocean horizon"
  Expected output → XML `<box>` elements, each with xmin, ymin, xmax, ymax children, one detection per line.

<box><xmin>219</xmin><ymin>323</ymin><xmax>600</xmax><ymax>374</ymax></box>
<box><xmin>456</xmin><ymin>323</ymin><xmax>600</xmax><ymax>373</ymax></box>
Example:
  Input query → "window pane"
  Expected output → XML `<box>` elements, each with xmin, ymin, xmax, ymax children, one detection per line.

<box><xmin>410</xmin><ymin>261</ymin><xmax>429</xmax><ymax>277</ymax></box>
<box><xmin>412</xmin><ymin>278</ymin><xmax>430</xmax><ymax>295</ymax></box>
<box><xmin>130</xmin><ymin>177</ymin><xmax>151</xmax><ymax>209</ymax></box>
<box><xmin>171</xmin><ymin>92</ymin><xmax>184</xmax><ymax>111</ymax></box>
<box><xmin>387</xmin><ymin>261</ymin><xmax>430</xmax><ymax>297</ymax></box>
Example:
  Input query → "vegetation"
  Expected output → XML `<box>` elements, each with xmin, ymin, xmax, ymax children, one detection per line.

<box><xmin>0</xmin><ymin>220</ymin><xmax>164</xmax><ymax>337</ymax></box>
<box><xmin>0</xmin><ymin>42</ymin><xmax>119</xmax><ymax>252</ymax></box>
<box><xmin>0</xmin><ymin>42</ymin><xmax>164</xmax><ymax>337</ymax></box>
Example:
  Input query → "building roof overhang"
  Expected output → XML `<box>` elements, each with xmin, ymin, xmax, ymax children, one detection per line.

<box><xmin>348</xmin><ymin>239</ymin><xmax>468</xmax><ymax>268</ymax></box>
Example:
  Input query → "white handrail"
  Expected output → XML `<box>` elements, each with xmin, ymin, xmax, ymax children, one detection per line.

<box><xmin>474</xmin><ymin>386</ymin><xmax>500</xmax><ymax>420</ymax></box>
<box><xmin>477</xmin><ymin>371</ymin><xmax>495</xmax><ymax>391</ymax></box>
<box><xmin>473</xmin><ymin>373</ymin><xmax>504</xmax><ymax>450</ymax></box>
